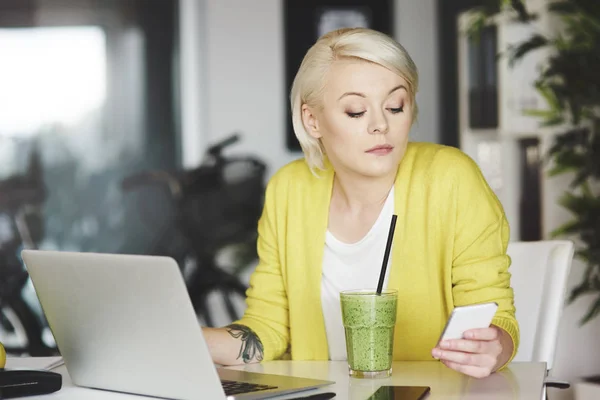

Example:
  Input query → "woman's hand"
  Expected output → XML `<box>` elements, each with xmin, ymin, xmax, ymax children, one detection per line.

<box><xmin>431</xmin><ymin>325</ymin><xmax>513</xmax><ymax>378</ymax></box>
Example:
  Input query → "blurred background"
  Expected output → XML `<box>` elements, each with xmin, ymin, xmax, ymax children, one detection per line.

<box><xmin>0</xmin><ymin>0</ymin><xmax>598</xmax><ymax>399</ymax></box>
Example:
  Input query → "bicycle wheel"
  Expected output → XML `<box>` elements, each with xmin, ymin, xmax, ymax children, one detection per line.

<box><xmin>194</xmin><ymin>282</ymin><xmax>248</xmax><ymax>328</ymax></box>
<box><xmin>0</xmin><ymin>296</ymin><xmax>56</xmax><ymax>356</ymax></box>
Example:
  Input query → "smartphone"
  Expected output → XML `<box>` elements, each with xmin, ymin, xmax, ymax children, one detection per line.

<box><xmin>437</xmin><ymin>302</ymin><xmax>498</xmax><ymax>345</ymax></box>
<box><xmin>367</xmin><ymin>386</ymin><xmax>430</xmax><ymax>400</ymax></box>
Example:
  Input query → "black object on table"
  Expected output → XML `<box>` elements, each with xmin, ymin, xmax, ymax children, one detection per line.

<box><xmin>0</xmin><ymin>369</ymin><xmax>62</xmax><ymax>398</ymax></box>
<box><xmin>286</xmin><ymin>392</ymin><xmax>336</xmax><ymax>400</ymax></box>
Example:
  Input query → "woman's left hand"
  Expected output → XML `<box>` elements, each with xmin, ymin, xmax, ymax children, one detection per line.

<box><xmin>431</xmin><ymin>326</ymin><xmax>511</xmax><ymax>378</ymax></box>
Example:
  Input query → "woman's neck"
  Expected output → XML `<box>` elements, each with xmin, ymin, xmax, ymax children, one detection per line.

<box><xmin>331</xmin><ymin>169</ymin><xmax>396</xmax><ymax>215</ymax></box>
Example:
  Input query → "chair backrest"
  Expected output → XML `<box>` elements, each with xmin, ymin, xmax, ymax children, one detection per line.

<box><xmin>507</xmin><ymin>240</ymin><xmax>574</xmax><ymax>370</ymax></box>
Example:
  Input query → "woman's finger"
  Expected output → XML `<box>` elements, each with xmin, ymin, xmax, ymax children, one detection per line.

<box><xmin>463</xmin><ymin>327</ymin><xmax>499</xmax><ymax>341</ymax></box>
<box><xmin>441</xmin><ymin>359</ymin><xmax>493</xmax><ymax>379</ymax></box>
<box><xmin>439</xmin><ymin>339</ymin><xmax>488</xmax><ymax>354</ymax></box>
<box><xmin>439</xmin><ymin>339</ymin><xmax>502</xmax><ymax>356</ymax></box>
<box><xmin>432</xmin><ymin>348</ymin><xmax>496</xmax><ymax>368</ymax></box>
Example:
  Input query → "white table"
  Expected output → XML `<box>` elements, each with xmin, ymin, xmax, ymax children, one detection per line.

<box><xmin>5</xmin><ymin>357</ymin><xmax>547</xmax><ymax>399</ymax></box>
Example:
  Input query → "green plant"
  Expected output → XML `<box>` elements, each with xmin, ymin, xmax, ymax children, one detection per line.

<box><xmin>468</xmin><ymin>0</ymin><xmax>600</xmax><ymax>323</ymax></box>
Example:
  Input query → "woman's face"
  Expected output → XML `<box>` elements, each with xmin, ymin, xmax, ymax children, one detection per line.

<box><xmin>302</xmin><ymin>59</ymin><xmax>413</xmax><ymax>179</ymax></box>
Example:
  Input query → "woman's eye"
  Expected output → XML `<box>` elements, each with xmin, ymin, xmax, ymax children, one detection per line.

<box><xmin>389</xmin><ymin>106</ymin><xmax>404</xmax><ymax>114</ymax></box>
<box><xmin>346</xmin><ymin>111</ymin><xmax>365</xmax><ymax>118</ymax></box>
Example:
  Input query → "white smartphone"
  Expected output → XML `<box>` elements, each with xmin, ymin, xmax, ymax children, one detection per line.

<box><xmin>436</xmin><ymin>302</ymin><xmax>498</xmax><ymax>345</ymax></box>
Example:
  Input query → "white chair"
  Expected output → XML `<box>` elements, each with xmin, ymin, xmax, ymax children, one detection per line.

<box><xmin>507</xmin><ymin>240</ymin><xmax>575</xmax><ymax>397</ymax></box>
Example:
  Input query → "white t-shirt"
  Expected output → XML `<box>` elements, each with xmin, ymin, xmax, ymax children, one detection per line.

<box><xmin>320</xmin><ymin>188</ymin><xmax>394</xmax><ymax>361</ymax></box>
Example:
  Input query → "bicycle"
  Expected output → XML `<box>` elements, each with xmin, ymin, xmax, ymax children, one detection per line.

<box><xmin>0</xmin><ymin>150</ymin><xmax>58</xmax><ymax>356</ymax></box>
<box><xmin>121</xmin><ymin>133</ymin><xmax>267</xmax><ymax>327</ymax></box>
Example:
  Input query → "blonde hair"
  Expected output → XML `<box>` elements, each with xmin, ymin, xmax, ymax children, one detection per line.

<box><xmin>290</xmin><ymin>27</ymin><xmax>419</xmax><ymax>173</ymax></box>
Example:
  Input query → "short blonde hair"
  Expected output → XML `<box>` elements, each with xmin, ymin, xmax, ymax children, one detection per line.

<box><xmin>290</xmin><ymin>27</ymin><xmax>419</xmax><ymax>173</ymax></box>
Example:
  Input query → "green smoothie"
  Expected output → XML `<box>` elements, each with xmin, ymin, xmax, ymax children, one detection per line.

<box><xmin>340</xmin><ymin>289</ymin><xmax>398</xmax><ymax>378</ymax></box>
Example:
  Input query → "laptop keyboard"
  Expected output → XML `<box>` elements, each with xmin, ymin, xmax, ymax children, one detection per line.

<box><xmin>221</xmin><ymin>380</ymin><xmax>278</xmax><ymax>396</ymax></box>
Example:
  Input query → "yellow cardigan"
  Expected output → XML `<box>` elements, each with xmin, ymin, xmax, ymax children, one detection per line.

<box><xmin>234</xmin><ymin>142</ymin><xmax>520</xmax><ymax>363</ymax></box>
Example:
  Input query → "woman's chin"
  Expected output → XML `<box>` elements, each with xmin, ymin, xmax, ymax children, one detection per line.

<box><xmin>354</xmin><ymin>159</ymin><xmax>400</xmax><ymax>179</ymax></box>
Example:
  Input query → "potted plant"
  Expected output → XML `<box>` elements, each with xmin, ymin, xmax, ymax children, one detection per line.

<box><xmin>467</xmin><ymin>0</ymin><xmax>600</xmax><ymax>397</ymax></box>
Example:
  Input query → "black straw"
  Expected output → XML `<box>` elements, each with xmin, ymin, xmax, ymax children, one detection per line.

<box><xmin>376</xmin><ymin>214</ymin><xmax>397</xmax><ymax>295</ymax></box>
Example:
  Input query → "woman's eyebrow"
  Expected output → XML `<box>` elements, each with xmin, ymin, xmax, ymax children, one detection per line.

<box><xmin>337</xmin><ymin>84</ymin><xmax>407</xmax><ymax>101</ymax></box>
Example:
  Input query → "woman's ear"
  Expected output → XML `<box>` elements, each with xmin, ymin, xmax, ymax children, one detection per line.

<box><xmin>301</xmin><ymin>104</ymin><xmax>322</xmax><ymax>139</ymax></box>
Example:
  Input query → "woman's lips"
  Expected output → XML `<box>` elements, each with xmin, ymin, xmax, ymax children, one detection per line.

<box><xmin>366</xmin><ymin>145</ymin><xmax>394</xmax><ymax>155</ymax></box>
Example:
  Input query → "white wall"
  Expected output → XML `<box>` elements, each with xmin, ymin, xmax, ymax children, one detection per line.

<box><xmin>542</xmin><ymin>135</ymin><xmax>600</xmax><ymax>399</ymax></box>
<box><xmin>188</xmin><ymin>7</ymin><xmax>600</xmax><ymax>394</ymax></box>
<box><xmin>203</xmin><ymin>0</ymin><xmax>294</xmax><ymax>176</ymax></box>
<box><xmin>456</xmin><ymin>4</ymin><xmax>600</xmax><ymax>398</ymax></box>
<box><xmin>395</xmin><ymin>0</ymin><xmax>439</xmax><ymax>146</ymax></box>
<box><xmin>183</xmin><ymin>0</ymin><xmax>440</xmax><ymax>177</ymax></box>
<box><xmin>498</xmin><ymin>6</ymin><xmax>600</xmax><ymax>398</ymax></box>
<box><xmin>181</xmin><ymin>0</ymin><xmax>440</xmax><ymax>327</ymax></box>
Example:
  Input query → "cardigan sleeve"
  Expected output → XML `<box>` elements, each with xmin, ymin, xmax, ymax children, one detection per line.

<box><xmin>230</xmin><ymin>173</ymin><xmax>290</xmax><ymax>361</ymax></box>
<box><xmin>447</xmin><ymin>149</ymin><xmax>520</xmax><ymax>368</ymax></box>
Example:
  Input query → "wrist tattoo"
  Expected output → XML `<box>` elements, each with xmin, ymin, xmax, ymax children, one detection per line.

<box><xmin>226</xmin><ymin>324</ymin><xmax>264</xmax><ymax>363</ymax></box>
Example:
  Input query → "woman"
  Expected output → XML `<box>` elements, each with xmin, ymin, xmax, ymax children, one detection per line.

<box><xmin>203</xmin><ymin>27</ymin><xmax>519</xmax><ymax>379</ymax></box>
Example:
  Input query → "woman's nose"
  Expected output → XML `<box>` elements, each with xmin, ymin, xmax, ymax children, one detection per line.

<box><xmin>368</xmin><ymin>113</ymin><xmax>389</xmax><ymax>135</ymax></box>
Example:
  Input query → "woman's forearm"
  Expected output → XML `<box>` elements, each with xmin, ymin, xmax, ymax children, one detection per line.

<box><xmin>202</xmin><ymin>324</ymin><xmax>265</xmax><ymax>366</ymax></box>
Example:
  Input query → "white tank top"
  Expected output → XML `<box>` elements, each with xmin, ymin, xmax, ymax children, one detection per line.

<box><xmin>320</xmin><ymin>187</ymin><xmax>394</xmax><ymax>361</ymax></box>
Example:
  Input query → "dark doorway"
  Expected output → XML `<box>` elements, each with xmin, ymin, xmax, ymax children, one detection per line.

<box><xmin>437</xmin><ymin>0</ymin><xmax>489</xmax><ymax>148</ymax></box>
<box><xmin>437</xmin><ymin>0</ymin><xmax>543</xmax><ymax>241</ymax></box>
<box><xmin>518</xmin><ymin>138</ymin><xmax>543</xmax><ymax>241</ymax></box>
<box><xmin>283</xmin><ymin>0</ymin><xmax>394</xmax><ymax>151</ymax></box>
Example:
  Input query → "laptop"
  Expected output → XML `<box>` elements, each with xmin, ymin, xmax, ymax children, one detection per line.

<box><xmin>21</xmin><ymin>250</ymin><xmax>334</xmax><ymax>400</ymax></box>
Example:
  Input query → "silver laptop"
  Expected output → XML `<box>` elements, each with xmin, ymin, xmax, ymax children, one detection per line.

<box><xmin>21</xmin><ymin>250</ymin><xmax>334</xmax><ymax>400</ymax></box>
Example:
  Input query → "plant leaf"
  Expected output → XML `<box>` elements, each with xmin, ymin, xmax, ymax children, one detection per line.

<box><xmin>508</xmin><ymin>34</ymin><xmax>549</xmax><ymax>66</ymax></box>
<box><xmin>548</xmin><ymin>1</ymin><xmax>578</xmax><ymax>15</ymax></box>
<box><xmin>569</xmin><ymin>280</ymin><xmax>592</xmax><ymax>304</ymax></box>
<box><xmin>551</xmin><ymin>219</ymin><xmax>582</xmax><ymax>237</ymax></box>
<box><xmin>510</xmin><ymin>0</ymin><xmax>533</xmax><ymax>21</ymax></box>
<box><xmin>548</xmin><ymin>164</ymin><xmax>578</xmax><ymax>176</ymax></box>
<box><xmin>580</xmin><ymin>294</ymin><xmax>600</xmax><ymax>325</ymax></box>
